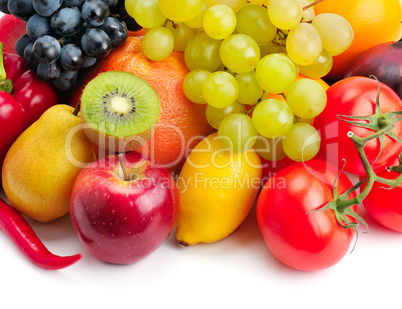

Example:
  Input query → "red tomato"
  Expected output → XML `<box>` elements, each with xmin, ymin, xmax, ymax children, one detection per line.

<box><xmin>314</xmin><ymin>76</ymin><xmax>402</xmax><ymax>176</ymax></box>
<box><xmin>260</xmin><ymin>156</ymin><xmax>293</xmax><ymax>186</ymax></box>
<box><xmin>361</xmin><ymin>170</ymin><xmax>402</xmax><ymax>232</ymax></box>
<box><xmin>256</xmin><ymin>160</ymin><xmax>356</xmax><ymax>271</ymax></box>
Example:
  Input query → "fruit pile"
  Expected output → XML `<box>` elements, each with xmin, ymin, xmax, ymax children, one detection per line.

<box><xmin>0</xmin><ymin>0</ymin><xmax>129</xmax><ymax>90</ymax></box>
<box><xmin>0</xmin><ymin>0</ymin><xmax>402</xmax><ymax>273</ymax></box>
<box><xmin>126</xmin><ymin>0</ymin><xmax>352</xmax><ymax>163</ymax></box>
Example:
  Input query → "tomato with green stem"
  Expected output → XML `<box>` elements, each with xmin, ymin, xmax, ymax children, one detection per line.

<box><xmin>360</xmin><ymin>158</ymin><xmax>402</xmax><ymax>232</ymax></box>
<box><xmin>256</xmin><ymin>159</ymin><xmax>360</xmax><ymax>272</ymax></box>
<box><xmin>314</xmin><ymin>76</ymin><xmax>402</xmax><ymax>176</ymax></box>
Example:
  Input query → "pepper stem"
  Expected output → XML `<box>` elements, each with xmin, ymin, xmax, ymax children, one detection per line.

<box><xmin>0</xmin><ymin>43</ymin><xmax>5</xmax><ymax>81</ymax></box>
<box><xmin>0</xmin><ymin>42</ymin><xmax>13</xmax><ymax>93</ymax></box>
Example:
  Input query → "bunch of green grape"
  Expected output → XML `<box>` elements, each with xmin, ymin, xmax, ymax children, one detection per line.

<box><xmin>125</xmin><ymin>0</ymin><xmax>354</xmax><ymax>162</ymax></box>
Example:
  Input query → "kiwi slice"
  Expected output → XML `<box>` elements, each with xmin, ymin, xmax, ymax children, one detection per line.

<box><xmin>80</xmin><ymin>71</ymin><xmax>160</xmax><ymax>152</ymax></box>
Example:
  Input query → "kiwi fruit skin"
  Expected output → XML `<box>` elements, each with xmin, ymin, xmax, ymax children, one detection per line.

<box><xmin>80</xmin><ymin>71</ymin><xmax>160</xmax><ymax>152</ymax></box>
<box><xmin>80</xmin><ymin>121</ymin><xmax>155</xmax><ymax>153</ymax></box>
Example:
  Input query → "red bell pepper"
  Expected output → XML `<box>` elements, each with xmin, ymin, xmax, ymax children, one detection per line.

<box><xmin>0</xmin><ymin>42</ymin><xmax>58</xmax><ymax>168</ymax></box>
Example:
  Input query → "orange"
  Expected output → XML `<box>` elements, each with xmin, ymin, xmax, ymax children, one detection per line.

<box><xmin>72</xmin><ymin>36</ymin><xmax>215</xmax><ymax>175</ymax></box>
<box><xmin>314</xmin><ymin>0</ymin><xmax>402</xmax><ymax>81</ymax></box>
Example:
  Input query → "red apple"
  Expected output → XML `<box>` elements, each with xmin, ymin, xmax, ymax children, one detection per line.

<box><xmin>0</xmin><ymin>14</ymin><xmax>27</xmax><ymax>54</ymax></box>
<box><xmin>70</xmin><ymin>151</ymin><xmax>179</xmax><ymax>264</ymax></box>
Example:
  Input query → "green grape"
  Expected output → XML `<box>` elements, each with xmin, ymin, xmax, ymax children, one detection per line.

<box><xmin>260</xmin><ymin>91</ymin><xmax>270</xmax><ymax>101</ymax></box>
<box><xmin>184</xmin><ymin>2</ymin><xmax>208</xmax><ymax>29</ymax></box>
<box><xmin>184</xmin><ymin>32</ymin><xmax>222</xmax><ymax>71</ymax></box>
<box><xmin>202</xmin><ymin>71</ymin><xmax>239</xmax><ymax>108</ymax></box>
<box><xmin>312</xmin><ymin>13</ymin><xmax>354</xmax><ymax>56</ymax></box>
<box><xmin>142</xmin><ymin>27</ymin><xmax>174</xmax><ymax>61</ymax></box>
<box><xmin>255</xmin><ymin>54</ymin><xmax>297</xmax><ymax>94</ymax></box>
<box><xmin>267</xmin><ymin>0</ymin><xmax>302</xmax><ymax>30</ymax></box>
<box><xmin>126</xmin><ymin>0</ymin><xmax>167</xmax><ymax>28</ymax></box>
<box><xmin>253</xmin><ymin>135</ymin><xmax>287</xmax><ymax>161</ymax></box>
<box><xmin>286</xmin><ymin>22</ymin><xmax>322</xmax><ymax>66</ymax></box>
<box><xmin>219</xmin><ymin>34</ymin><xmax>260</xmax><ymax>73</ymax></box>
<box><xmin>124</xmin><ymin>0</ymin><xmax>137</xmax><ymax>16</ymax></box>
<box><xmin>205</xmin><ymin>0</ymin><xmax>248</xmax><ymax>13</ymax></box>
<box><xmin>282</xmin><ymin>123</ymin><xmax>320</xmax><ymax>162</ymax></box>
<box><xmin>158</xmin><ymin>0</ymin><xmax>204</xmax><ymax>22</ymax></box>
<box><xmin>236</xmin><ymin>4</ymin><xmax>277</xmax><ymax>44</ymax></box>
<box><xmin>279</xmin><ymin>52</ymin><xmax>300</xmax><ymax>76</ymax></box>
<box><xmin>206</xmin><ymin>101</ymin><xmax>247</xmax><ymax>129</ymax></box>
<box><xmin>299</xmin><ymin>0</ymin><xmax>315</xmax><ymax>22</ymax></box>
<box><xmin>218</xmin><ymin>113</ymin><xmax>257</xmax><ymax>152</ymax></box>
<box><xmin>298</xmin><ymin>49</ymin><xmax>333</xmax><ymax>79</ymax></box>
<box><xmin>259</xmin><ymin>44</ymin><xmax>286</xmax><ymax>58</ymax></box>
<box><xmin>183</xmin><ymin>69</ymin><xmax>211</xmax><ymax>104</ymax></box>
<box><xmin>235</xmin><ymin>72</ymin><xmax>263</xmax><ymax>105</ymax></box>
<box><xmin>286</xmin><ymin>79</ymin><xmax>327</xmax><ymax>119</ymax></box>
<box><xmin>295</xmin><ymin>116</ymin><xmax>314</xmax><ymax>125</ymax></box>
<box><xmin>202</xmin><ymin>4</ymin><xmax>236</xmax><ymax>40</ymax></box>
<box><xmin>251</xmin><ymin>99</ymin><xmax>294</xmax><ymax>138</ymax></box>
<box><xmin>248</xmin><ymin>0</ymin><xmax>268</xmax><ymax>5</ymax></box>
<box><xmin>165</xmin><ymin>21</ymin><xmax>196</xmax><ymax>51</ymax></box>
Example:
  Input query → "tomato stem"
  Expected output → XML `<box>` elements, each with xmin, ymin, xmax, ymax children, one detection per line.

<box><xmin>335</xmin><ymin>123</ymin><xmax>402</xmax><ymax>212</ymax></box>
<box><xmin>320</xmin><ymin>77</ymin><xmax>402</xmax><ymax>234</ymax></box>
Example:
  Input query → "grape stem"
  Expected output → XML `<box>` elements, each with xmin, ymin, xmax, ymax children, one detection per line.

<box><xmin>303</xmin><ymin>0</ymin><xmax>325</xmax><ymax>11</ymax></box>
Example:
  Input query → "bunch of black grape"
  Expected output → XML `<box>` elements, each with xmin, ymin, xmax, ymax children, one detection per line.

<box><xmin>0</xmin><ymin>0</ymin><xmax>141</xmax><ymax>91</ymax></box>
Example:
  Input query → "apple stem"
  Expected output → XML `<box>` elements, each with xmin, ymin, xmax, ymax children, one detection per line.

<box><xmin>117</xmin><ymin>153</ymin><xmax>128</xmax><ymax>181</ymax></box>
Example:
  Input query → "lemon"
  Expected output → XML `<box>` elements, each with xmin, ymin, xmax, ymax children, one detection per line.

<box><xmin>175</xmin><ymin>132</ymin><xmax>262</xmax><ymax>246</ymax></box>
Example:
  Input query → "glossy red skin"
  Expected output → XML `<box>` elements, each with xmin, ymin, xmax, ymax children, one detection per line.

<box><xmin>0</xmin><ymin>14</ymin><xmax>27</xmax><ymax>54</ymax></box>
<box><xmin>0</xmin><ymin>52</ymin><xmax>57</xmax><ymax>169</ymax></box>
<box><xmin>314</xmin><ymin>76</ymin><xmax>402</xmax><ymax>176</ymax></box>
<box><xmin>260</xmin><ymin>156</ymin><xmax>293</xmax><ymax>186</ymax></box>
<box><xmin>12</xmin><ymin>70</ymin><xmax>58</xmax><ymax>127</ymax></box>
<box><xmin>361</xmin><ymin>171</ymin><xmax>402</xmax><ymax>232</ymax></box>
<box><xmin>256</xmin><ymin>160</ymin><xmax>356</xmax><ymax>271</ymax></box>
<box><xmin>3</xmin><ymin>52</ymin><xmax>28</xmax><ymax>82</ymax></box>
<box><xmin>0</xmin><ymin>197</ymin><xmax>82</xmax><ymax>270</ymax></box>
<box><xmin>0</xmin><ymin>92</ymin><xmax>25</xmax><ymax>168</ymax></box>
<box><xmin>70</xmin><ymin>152</ymin><xmax>179</xmax><ymax>264</ymax></box>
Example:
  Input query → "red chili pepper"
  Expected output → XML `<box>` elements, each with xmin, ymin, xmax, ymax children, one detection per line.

<box><xmin>0</xmin><ymin>42</ymin><xmax>58</xmax><ymax>168</ymax></box>
<box><xmin>0</xmin><ymin>197</ymin><xmax>82</xmax><ymax>270</ymax></box>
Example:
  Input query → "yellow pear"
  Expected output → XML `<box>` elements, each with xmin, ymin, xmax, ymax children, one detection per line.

<box><xmin>2</xmin><ymin>104</ymin><xmax>95</xmax><ymax>222</ymax></box>
<box><xmin>175</xmin><ymin>132</ymin><xmax>262</xmax><ymax>246</ymax></box>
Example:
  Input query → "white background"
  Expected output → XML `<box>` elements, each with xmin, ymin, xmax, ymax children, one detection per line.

<box><xmin>2</xmin><ymin>5</ymin><xmax>402</xmax><ymax>308</ymax></box>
